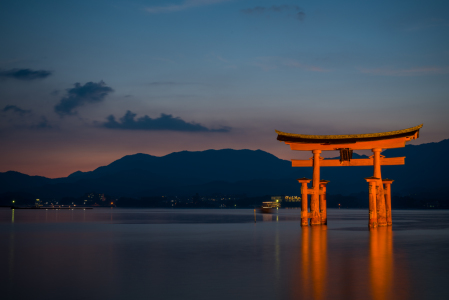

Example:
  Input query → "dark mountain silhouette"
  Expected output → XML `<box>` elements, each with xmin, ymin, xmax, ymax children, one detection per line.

<box><xmin>0</xmin><ymin>171</ymin><xmax>53</xmax><ymax>191</ymax></box>
<box><xmin>67</xmin><ymin>149</ymin><xmax>295</xmax><ymax>182</ymax></box>
<box><xmin>1</xmin><ymin>140</ymin><xmax>448</xmax><ymax>201</ymax></box>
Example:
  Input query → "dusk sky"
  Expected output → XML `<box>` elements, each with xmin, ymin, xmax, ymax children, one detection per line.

<box><xmin>1</xmin><ymin>0</ymin><xmax>448</xmax><ymax>178</ymax></box>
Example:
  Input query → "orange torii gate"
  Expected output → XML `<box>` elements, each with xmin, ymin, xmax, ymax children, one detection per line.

<box><xmin>276</xmin><ymin>124</ymin><xmax>422</xmax><ymax>227</ymax></box>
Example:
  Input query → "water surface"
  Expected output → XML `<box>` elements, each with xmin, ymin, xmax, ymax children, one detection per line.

<box><xmin>1</xmin><ymin>208</ymin><xmax>448</xmax><ymax>300</ymax></box>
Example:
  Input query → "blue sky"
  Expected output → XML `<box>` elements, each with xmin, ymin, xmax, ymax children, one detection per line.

<box><xmin>1</xmin><ymin>0</ymin><xmax>448</xmax><ymax>177</ymax></box>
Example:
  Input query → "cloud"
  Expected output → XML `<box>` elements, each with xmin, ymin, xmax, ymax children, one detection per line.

<box><xmin>253</xmin><ymin>57</ymin><xmax>329</xmax><ymax>72</ymax></box>
<box><xmin>101</xmin><ymin>110</ymin><xmax>230</xmax><ymax>132</ymax></box>
<box><xmin>2</xmin><ymin>106</ymin><xmax>53</xmax><ymax>129</ymax></box>
<box><xmin>0</xmin><ymin>68</ymin><xmax>52</xmax><ymax>80</ymax></box>
<box><xmin>282</xmin><ymin>59</ymin><xmax>330</xmax><ymax>72</ymax></box>
<box><xmin>148</xmin><ymin>81</ymin><xmax>201</xmax><ymax>87</ymax></box>
<box><xmin>146</xmin><ymin>0</ymin><xmax>230</xmax><ymax>13</ymax></box>
<box><xmin>3</xmin><ymin>105</ymin><xmax>32</xmax><ymax>115</ymax></box>
<box><xmin>241</xmin><ymin>5</ymin><xmax>305</xmax><ymax>21</ymax></box>
<box><xmin>33</xmin><ymin>116</ymin><xmax>53</xmax><ymax>129</ymax></box>
<box><xmin>207</xmin><ymin>53</ymin><xmax>238</xmax><ymax>69</ymax></box>
<box><xmin>148</xmin><ymin>81</ymin><xmax>182</xmax><ymax>86</ymax></box>
<box><xmin>54</xmin><ymin>81</ymin><xmax>114</xmax><ymax>116</ymax></box>
<box><xmin>152</xmin><ymin>57</ymin><xmax>175</xmax><ymax>63</ymax></box>
<box><xmin>360</xmin><ymin>66</ymin><xmax>448</xmax><ymax>76</ymax></box>
<box><xmin>394</xmin><ymin>16</ymin><xmax>449</xmax><ymax>32</ymax></box>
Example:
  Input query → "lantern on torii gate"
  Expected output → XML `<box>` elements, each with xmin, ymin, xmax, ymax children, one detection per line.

<box><xmin>276</xmin><ymin>124</ymin><xmax>422</xmax><ymax>227</ymax></box>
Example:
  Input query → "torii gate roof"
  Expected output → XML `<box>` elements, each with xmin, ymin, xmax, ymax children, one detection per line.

<box><xmin>276</xmin><ymin>124</ymin><xmax>422</xmax><ymax>151</ymax></box>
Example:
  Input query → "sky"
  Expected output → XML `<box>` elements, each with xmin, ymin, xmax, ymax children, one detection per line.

<box><xmin>1</xmin><ymin>0</ymin><xmax>448</xmax><ymax>178</ymax></box>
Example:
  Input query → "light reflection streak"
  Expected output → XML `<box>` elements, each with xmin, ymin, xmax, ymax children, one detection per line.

<box><xmin>263</xmin><ymin>214</ymin><xmax>273</xmax><ymax>222</ymax></box>
<box><xmin>299</xmin><ymin>226</ymin><xmax>328</xmax><ymax>300</ymax></box>
<box><xmin>368</xmin><ymin>226</ymin><xmax>410</xmax><ymax>300</ymax></box>
<box><xmin>274</xmin><ymin>221</ymin><xmax>281</xmax><ymax>290</ymax></box>
<box><xmin>291</xmin><ymin>225</ymin><xmax>409</xmax><ymax>300</ymax></box>
<box><xmin>370</xmin><ymin>226</ymin><xmax>393</xmax><ymax>300</ymax></box>
<box><xmin>8</xmin><ymin>230</ymin><xmax>15</xmax><ymax>297</ymax></box>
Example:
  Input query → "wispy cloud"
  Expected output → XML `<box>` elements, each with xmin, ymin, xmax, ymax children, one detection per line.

<box><xmin>3</xmin><ymin>105</ymin><xmax>32</xmax><ymax>115</ymax></box>
<box><xmin>282</xmin><ymin>59</ymin><xmax>330</xmax><ymax>72</ymax></box>
<box><xmin>33</xmin><ymin>116</ymin><xmax>53</xmax><ymax>129</ymax></box>
<box><xmin>152</xmin><ymin>57</ymin><xmax>175</xmax><ymax>63</ymax></box>
<box><xmin>148</xmin><ymin>81</ymin><xmax>207</xmax><ymax>88</ymax></box>
<box><xmin>360</xmin><ymin>66</ymin><xmax>448</xmax><ymax>76</ymax></box>
<box><xmin>2</xmin><ymin>106</ymin><xmax>54</xmax><ymax>129</ymax></box>
<box><xmin>206</xmin><ymin>53</ymin><xmax>238</xmax><ymax>69</ymax></box>
<box><xmin>241</xmin><ymin>5</ymin><xmax>305</xmax><ymax>21</ymax></box>
<box><xmin>54</xmin><ymin>81</ymin><xmax>114</xmax><ymax>116</ymax></box>
<box><xmin>253</xmin><ymin>57</ymin><xmax>329</xmax><ymax>72</ymax></box>
<box><xmin>0</xmin><ymin>68</ymin><xmax>52</xmax><ymax>80</ymax></box>
<box><xmin>399</xmin><ymin>17</ymin><xmax>449</xmax><ymax>32</ymax></box>
<box><xmin>146</xmin><ymin>0</ymin><xmax>230</xmax><ymax>14</ymax></box>
<box><xmin>101</xmin><ymin>110</ymin><xmax>230</xmax><ymax>132</ymax></box>
<box><xmin>148</xmin><ymin>81</ymin><xmax>198</xmax><ymax>86</ymax></box>
<box><xmin>148</xmin><ymin>81</ymin><xmax>180</xmax><ymax>86</ymax></box>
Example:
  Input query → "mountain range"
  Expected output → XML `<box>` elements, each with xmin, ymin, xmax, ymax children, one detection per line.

<box><xmin>1</xmin><ymin>139</ymin><xmax>448</xmax><ymax>202</ymax></box>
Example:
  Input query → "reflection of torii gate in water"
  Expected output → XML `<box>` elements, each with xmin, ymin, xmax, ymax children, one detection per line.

<box><xmin>276</xmin><ymin>124</ymin><xmax>423</xmax><ymax>227</ymax></box>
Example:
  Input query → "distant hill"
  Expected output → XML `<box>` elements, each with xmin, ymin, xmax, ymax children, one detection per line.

<box><xmin>66</xmin><ymin>149</ymin><xmax>295</xmax><ymax>182</ymax></box>
<box><xmin>1</xmin><ymin>140</ymin><xmax>448</xmax><ymax>202</ymax></box>
<box><xmin>0</xmin><ymin>171</ymin><xmax>53</xmax><ymax>192</ymax></box>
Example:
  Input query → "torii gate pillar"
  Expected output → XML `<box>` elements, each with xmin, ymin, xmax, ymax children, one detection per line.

<box><xmin>320</xmin><ymin>180</ymin><xmax>330</xmax><ymax>225</ymax></box>
<box><xmin>297</xmin><ymin>178</ymin><xmax>311</xmax><ymax>226</ymax></box>
<box><xmin>372</xmin><ymin>148</ymin><xmax>387</xmax><ymax>227</ymax></box>
<box><xmin>383</xmin><ymin>179</ymin><xmax>394</xmax><ymax>226</ymax></box>
<box><xmin>365</xmin><ymin>177</ymin><xmax>379</xmax><ymax>228</ymax></box>
<box><xmin>373</xmin><ymin>148</ymin><xmax>382</xmax><ymax>178</ymax></box>
<box><xmin>311</xmin><ymin>150</ymin><xmax>322</xmax><ymax>225</ymax></box>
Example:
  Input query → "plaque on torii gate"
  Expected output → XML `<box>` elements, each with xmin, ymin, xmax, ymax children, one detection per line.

<box><xmin>276</xmin><ymin>124</ymin><xmax>422</xmax><ymax>227</ymax></box>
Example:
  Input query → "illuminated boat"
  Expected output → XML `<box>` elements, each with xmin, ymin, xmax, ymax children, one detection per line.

<box><xmin>259</xmin><ymin>201</ymin><xmax>281</xmax><ymax>214</ymax></box>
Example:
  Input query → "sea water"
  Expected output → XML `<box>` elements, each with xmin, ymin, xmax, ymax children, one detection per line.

<box><xmin>1</xmin><ymin>208</ymin><xmax>448</xmax><ymax>300</ymax></box>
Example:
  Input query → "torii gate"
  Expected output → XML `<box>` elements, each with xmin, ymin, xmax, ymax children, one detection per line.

<box><xmin>275</xmin><ymin>124</ymin><xmax>422</xmax><ymax>227</ymax></box>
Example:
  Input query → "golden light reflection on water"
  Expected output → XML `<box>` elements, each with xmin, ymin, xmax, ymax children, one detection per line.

<box><xmin>300</xmin><ymin>226</ymin><xmax>327</xmax><ymax>300</ymax></box>
<box><xmin>291</xmin><ymin>225</ymin><xmax>409</xmax><ymax>300</ymax></box>
<box><xmin>370</xmin><ymin>226</ymin><xmax>393</xmax><ymax>300</ymax></box>
<box><xmin>262</xmin><ymin>214</ymin><xmax>273</xmax><ymax>222</ymax></box>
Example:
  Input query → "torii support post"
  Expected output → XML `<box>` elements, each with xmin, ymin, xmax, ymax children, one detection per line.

<box><xmin>297</xmin><ymin>178</ymin><xmax>311</xmax><ymax>226</ymax></box>
<box><xmin>372</xmin><ymin>148</ymin><xmax>382</xmax><ymax>178</ymax></box>
<box><xmin>376</xmin><ymin>184</ymin><xmax>387</xmax><ymax>226</ymax></box>
<box><xmin>383</xmin><ymin>179</ymin><xmax>394</xmax><ymax>226</ymax></box>
<box><xmin>372</xmin><ymin>148</ymin><xmax>387</xmax><ymax>227</ymax></box>
<box><xmin>319</xmin><ymin>180</ymin><xmax>330</xmax><ymax>225</ymax></box>
<box><xmin>311</xmin><ymin>150</ymin><xmax>321</xmax><ymax>226</ymax></box>
<box><xmin>366</xmin><ymin>177</ymin><xmax>379</xmax><ymax>228</ymax></box>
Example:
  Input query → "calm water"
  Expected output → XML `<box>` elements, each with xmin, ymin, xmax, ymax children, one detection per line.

<box><xmin>1</xmin><ymin>208</ymin><xmax>449</xmax><ymax>300</ymax></box>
